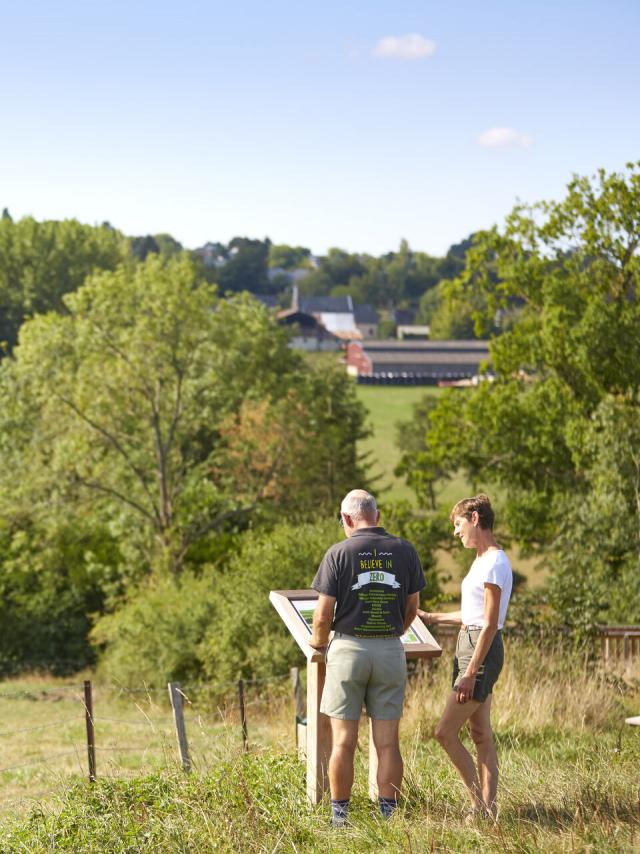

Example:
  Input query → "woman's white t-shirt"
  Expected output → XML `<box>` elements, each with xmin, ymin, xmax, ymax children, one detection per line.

<box><xmin>460</xmin><ymin>549</ymin><xmax>513</xmax><ymax>629</ymax></box>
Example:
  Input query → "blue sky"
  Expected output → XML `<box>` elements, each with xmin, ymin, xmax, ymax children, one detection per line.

<box><xmin>1</xmin><ymin>0</ymin><xmax>638</xmax><ymax>256</ymax></box>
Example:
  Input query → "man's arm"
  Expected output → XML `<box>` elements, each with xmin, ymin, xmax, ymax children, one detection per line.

<box><xmin>310</xmin><ymin>594</ymin><xmax>336</xmax><ymax>649</ymax></box>
<box><xmin>403</xmin><ymin>591</ymin><xmax>420</xmax><ymax>631</ymax></box>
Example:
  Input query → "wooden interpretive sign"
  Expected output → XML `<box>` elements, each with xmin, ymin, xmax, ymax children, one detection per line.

<box><xmin>269</xmin><ymin>588</ymin><xmax>442</xmax><ymax>803</ymax></box>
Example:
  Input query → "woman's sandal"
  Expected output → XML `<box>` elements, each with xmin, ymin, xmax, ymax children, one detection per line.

<box><xmin>463</xmin><ymin>807</ymin><xmax>492</xmax><ymax>825</ymax></box>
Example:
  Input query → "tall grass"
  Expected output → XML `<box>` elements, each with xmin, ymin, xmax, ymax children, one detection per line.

<box><xmin>1</xmin><ymin>643</ymin><xmax>639</xmax><ymax>852</ymax></box>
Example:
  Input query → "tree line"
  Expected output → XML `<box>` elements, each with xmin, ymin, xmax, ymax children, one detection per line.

<box><xmin>0</xmin><ymin>207</ymin><xmax>487</xmax><ymax>353</ymax></box>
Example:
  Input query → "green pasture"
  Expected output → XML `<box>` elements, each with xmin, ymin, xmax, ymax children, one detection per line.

<box><xmin>355</xmin><ymin>384</ymin><xmax>546</xmax><ymax>590</ymax></box>
<box><xmin>356</xmin><ymin>385</ymin><xmax>470</xmax><ymax>507</ymax></box>
<box><xmin>1</xmin><ymin>647</ymin><xmax>638</xmax><ymax>852</ymax></box>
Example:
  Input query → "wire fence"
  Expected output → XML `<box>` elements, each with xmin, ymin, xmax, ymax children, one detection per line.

<box><xmin>0</xmin><ymin>671</ymin><xmax>295</xmax><ymax>815</ymax></box>
<box><xmin>2</xmin><ymin>627</ymin><xmax>636</xmax><ymax>815</ymax></box>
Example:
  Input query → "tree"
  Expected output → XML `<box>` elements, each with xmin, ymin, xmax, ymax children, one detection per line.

<box><xmin>0</xmin><ymin>256</ymin><xmax>288</xmax><ymax>578</ymax></box>
<box><xmin>397</xmin><ymin>162</ymin><xmax>640</xmax><ymax>627</ymax></box>
<box><xmin>268</xmin><ymin>244</ymin><xmax>311</xmax><ymax>270</ymax></box>
<box><xmin>130</xmin><ymin>235</ymin><xmax>160</xmax><ymax>260</ymax></box>
<box><xmin>0</xmin><ymin>519</ymin><xmax>119</xmax><ymax>674</ymax></box>
<box><xmin>0</xmin><ymin>217</ymin><xmax>127</xmax><ymax>350</ymax></box>
<box><xmin>218</xmin><ymin>364</ymin><xmax>370</xmax><ymax>518</ymax></box>
<box><xmin>320</xmin><ymin>248</ymin><xmax>367</xmax><ymax>286</ymax></box>
<box><xmin>0</xmin><ymin>253</ymin><xmax>370</xmax><ymax>578</ymax></box>
<box><xmin>154</xmin><ymin>233</ymin><xmax>184</xmax><ymax>258</ymax></box>
<box><xmin>216</xmin><ymin>237</ymin><xmax>271</xmax><ymax>294</ymax></box>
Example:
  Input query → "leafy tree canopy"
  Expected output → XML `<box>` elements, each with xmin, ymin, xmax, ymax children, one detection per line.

<box><xmin>215</xmin><ymin>237</ymin><xmax>271</xmax><ymax>294</ymax></box>
<box><xmin>268</xmin><ymin>244</ymin><xmax>311</xmax><ymax>270</ymax></box>
<box><xmin>0</xmin><ymin>216</ymin><xmax>128</xmax><ymax>351</ymax></box>
<box><xmin>0</xmin><ymin>254</ymin><xmax>369</xmax><ymax>583</ymax></box>
<box><xmin>397</xmin><ymin>162</ymin><xmax>640</xmax><ymax>628</ymax></box>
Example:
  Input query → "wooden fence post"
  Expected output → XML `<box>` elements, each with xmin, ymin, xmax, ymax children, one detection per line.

<box><xmin>238</xmin><ymin>679</ymin><xmax>248</xmax><ymax>751</ymax></box>
<box><xmin>168</xmin><ymin>682</ymin><xmax>191</xmax><ymax>772</ymax></box>
<box><xmin>83</xmin><ymin>679</ymin><xmax>97</xmax><ymax>783</ymax></box>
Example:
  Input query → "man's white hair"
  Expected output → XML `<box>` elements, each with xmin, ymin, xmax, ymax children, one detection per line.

<box><xmin>341</xmin><ymin>489</ymin><xmax>378</xmax><ymax>522</ymax></box>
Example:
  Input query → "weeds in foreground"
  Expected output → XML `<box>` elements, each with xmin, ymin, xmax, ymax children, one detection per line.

<box><xmin>0</xmin><ymin>642</ymin><xmax>638</xmax><ymax>852</ymax></box>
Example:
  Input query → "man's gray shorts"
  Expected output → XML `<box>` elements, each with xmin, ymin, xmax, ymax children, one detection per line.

<box><xmin>320</xmin><ymin>633</ymin><xmax>407</xmax><ymax>721</ymax></box>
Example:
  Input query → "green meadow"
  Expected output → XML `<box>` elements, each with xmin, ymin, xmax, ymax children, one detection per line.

<box><xmin>1</xmin><ymin>648</ymin><xmax>638</xmax><ymax>852</ymax></box>
<box><xmin>355</xmin><ymin>384</ymin><xmax>546</xmax><ymax>590</ymax></box>
<box><xmin>356</xmin><ymin>385</ymin><xmax>438</xmax><ymax>502</ymax></box>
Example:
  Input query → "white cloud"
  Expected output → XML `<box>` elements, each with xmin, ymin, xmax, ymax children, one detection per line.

<box><xmin>372</xmin><ymin>34</ymin><xmax>436</xmax><ymax>60</ymax></box>
<box><xmin>477</xmin><ymin>127</ymin><xmax>533</xmax><ymax>148</ymax></box>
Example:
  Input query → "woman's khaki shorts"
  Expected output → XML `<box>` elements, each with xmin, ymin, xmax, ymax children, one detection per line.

<box><xmin>320</xmin><ymin>633</ymin><xmax>407</xmax><ymax>720</ymax></box>
<box><xmin>452</xmin><ymin>628</ymin><xmax>504</xmax><ymax>703</ymax></box>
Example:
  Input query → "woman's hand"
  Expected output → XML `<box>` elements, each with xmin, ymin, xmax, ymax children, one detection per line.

<box><xmin>417</xmin><ymin>609</ymin><xmax>432</xmax><ymax>623</ymax></box>
<box><xmin>456</xmin><ymin>674</ymin><xmax>476</xmax><ymax>704</ymax></box>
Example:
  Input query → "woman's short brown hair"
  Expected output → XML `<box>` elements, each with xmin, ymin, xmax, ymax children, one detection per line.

<box><xmin>449</xmin><ymin>493</ymin><xmax>494</xmax><ymax>530</ymax></box>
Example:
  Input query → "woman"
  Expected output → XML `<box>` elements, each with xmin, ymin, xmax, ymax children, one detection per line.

<box><xmin>419</xmin><ymin>493</ymin><xmax>512</xmax><ymax>820</ymax></box>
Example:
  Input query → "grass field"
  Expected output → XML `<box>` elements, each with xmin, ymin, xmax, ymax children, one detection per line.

<box><xmin>0</xmin><ymin>673</ymin><xmax>292</xmax><ymax>821</ymax></box>
<box><xmin>355</xmin><ymin>384</ymin><xmax>547</xmax><ymax>591</ymax></box>
<box><xmin>1</xmin><ymin>647</ymin><xmax>638</xmax><ymax>851</ymax></box>
<box><xmin>356</xmin><ymin>385</ymin><xmax>443</xmax><ymax>503</ymax></box>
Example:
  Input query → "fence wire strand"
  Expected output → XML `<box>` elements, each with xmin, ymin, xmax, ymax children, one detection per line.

<box><xmin>0</xmin><ymin>718</ymin><xmax>83</xmax><ymax>739</ymax></box>
<box><xmin>0</xmin><ymin>670</ymin><xmax>297</xmax><ymax>808</ymax></box>
<box><xmin>0</xmin><ymin>750</ymin><xmax>82</xmax><ymax>775</ymax></box>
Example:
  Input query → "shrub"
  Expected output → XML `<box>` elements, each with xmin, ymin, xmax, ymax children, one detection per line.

<box><xmin>200</xmin><ymin>519</ymin><xmax>337</xmax><ymax>683</ymax></box>
<box><xmin>91</xmin><ymin>571</ymin><xmax>219</xmax><ymax>687</ymax></box>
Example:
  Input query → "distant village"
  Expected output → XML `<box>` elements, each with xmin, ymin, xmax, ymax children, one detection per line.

<box><xmin>254</xmin><ymin>286</ymin><xmax>489</xmax><ymax>387</ymax></box>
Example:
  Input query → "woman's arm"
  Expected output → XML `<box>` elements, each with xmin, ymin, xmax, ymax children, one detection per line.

<box><xmin>455</xmin><ymin>583</ymin><xmax>501</xmax><ymax>703</ymax></box>
<box><xmin>417</xmin><ymin>609</ymin><xmax>462</xmax><ymax>626</ymax></box>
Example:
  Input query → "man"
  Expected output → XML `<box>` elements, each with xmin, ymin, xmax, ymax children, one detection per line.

<box><xmin>310</xmin><ymin>489</ymin><xmax>426</xmax><ymax>826</ymax></box>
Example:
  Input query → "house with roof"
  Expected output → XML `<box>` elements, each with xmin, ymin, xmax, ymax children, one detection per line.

<box><xmin>276</xmin><ymin>308</ymin><xmax>340</xmax><ymax>351</ymax></box>
<box><xmin>353</xmin><ymin>304</ymin><xmax>380</xmax><ymax>339</ymax></box>
<box><xmin>297</xmin><ymin>295</ymin><xmax>359</xmax><ymax>339</ymax></box>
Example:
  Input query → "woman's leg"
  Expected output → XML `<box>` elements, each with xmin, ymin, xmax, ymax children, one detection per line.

<box><xmin>468</xmin><ymin>696</ymin><xmax>498</xmax><ymax>817</ymax></box>
<box><xmin>434</xmin><ymin>692</ymin><xmax>484</xmax><ymax>810</ymax></box>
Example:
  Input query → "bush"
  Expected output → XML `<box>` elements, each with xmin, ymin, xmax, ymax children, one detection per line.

<box><xmin>200</xmin><ymin>520</ymin><xmax>338</xmax><ymax>683</ymax></box>
<box><xmin>91</xmin><ymin>572</ymin><xmax>219</xmax><ymax>687</ymax></box>
<box><xmin>91</xmin><ymin>519</ymin><xmax>338</xmax><ymax>687</ymax></box>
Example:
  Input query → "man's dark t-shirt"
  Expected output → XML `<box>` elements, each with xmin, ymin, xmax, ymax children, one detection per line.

<box><xmin>312</xmin><ymin>527</ymin><xmax>426</xmax><ymax>638</ymax></box>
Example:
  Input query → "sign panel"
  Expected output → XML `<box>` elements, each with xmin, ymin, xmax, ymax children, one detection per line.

<box><xmin>270</xmin><ymin>589</ymin><xmax>441</xmax><ymax>661</ymax></box>
<box><xmin>292</xmin><ymin>599</ymin><xmax>318</xmax><ymax>634</ymax></box>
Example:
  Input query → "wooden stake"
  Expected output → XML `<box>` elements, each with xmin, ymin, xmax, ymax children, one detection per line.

<box><xmin>238</xmin><ymin>679</ymin><xmax>248</xmax><ymax>751</ymax></box>
<box><xmin>168</xmin><ymin>682</ymin><xmax>191</xmax><ymax>772</ymax></box>
<box><xmin>83</xmin><ymin>680</ymin><xmax>97</xmax><ymax>783</ymax></box>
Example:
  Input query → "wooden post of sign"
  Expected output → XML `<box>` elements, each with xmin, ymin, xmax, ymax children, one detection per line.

<box><xmin>368</xmin><ymin>718</ymin><xmax>378</xmax><ymax>800</ymax></box>
<box><xmin>168</xmin><ymin>682</ymin><xmax>191</xmax><ymax>772</ymax></box>
<box><xmin>306</xmin><ymin>660</ymin><xmax>331</xmax><ymax>804</ymax></box>
<box><xmin>83</xmin><ymin>679</ymin><xmax>97</xmax><ymax>783</ymax></box>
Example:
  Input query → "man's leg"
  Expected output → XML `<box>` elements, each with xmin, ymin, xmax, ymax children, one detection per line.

<box><xmin>468</xmin><ymin>696</ymin><xmax>498</xmax><ymax>817</ymax></box>
<box><xmin>328</xmin><ymin>718</ymin><xmax>359</xmax><ymax>800</ymax></box>
<box><xmin>434</xmin><ymin>692</ymin><xmax>484</xmax><ymax>811</ymax></box>
<box><xmin>370</xmin><ymin>718</ymin><xmax>402</xmax><ymax>799</ymax></box>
